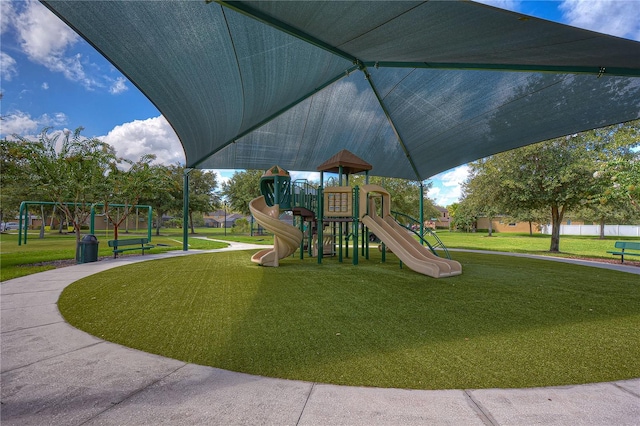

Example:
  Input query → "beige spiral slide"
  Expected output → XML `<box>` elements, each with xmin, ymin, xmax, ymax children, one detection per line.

<box><xmin>249</xmin><ymin>196</ymin><xmax>303</xmax><ymax>267</ymax></box>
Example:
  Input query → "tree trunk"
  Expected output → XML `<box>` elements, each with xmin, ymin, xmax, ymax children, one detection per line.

<box><xmin>155</xmin><ymin>210</ymin><xmax>163</xmax><ymax>236</ymax></box>
<box><xmin>39</xmin><ymin>205</ymin><xmax>45</xmax><ymax>239</ymax></box>
<box><xmin>549</xmin><ymin>204</ymin><xmax>564</xmax><ymax>252</ymax></box>
<box><xmin>50</xmin><ymin>206</ymin><xmax>56</xmax><ymax>229</ymax></box>
<box><xmin>599</xmin><ymin>217</ymin><xmax>605</xmax><ymax>240</ymax></box>
<box><xmin>189</xmin><ymin>211</ymin><xmax>195</xmax><ymax>234</ymax></box>
<box><xmin>113</xmin><ymin>225</ymin><xmax>119</xmax><ymax>240</ymax></box>
<box><xmin>74</xmin><ymin>225</ymin><xmax>82</xmax><ymax>260</ymax></box>
<box><xmin>487</xmin><ymin>216</ymin><xmax>493</xmax><ymax>237</ymax></box>
<box><xmin>528</xmin><ymin>221</ymin><xmax>533</xmax><ymax>236</ymax></box>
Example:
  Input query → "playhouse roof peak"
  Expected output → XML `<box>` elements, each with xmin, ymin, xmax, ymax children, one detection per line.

<box><xmin>317</xmin><ymin>149</ymin><xmax>372</xmax><ymax>175</ymax></box>
<box><xmin>262</xmin><ymin>165</ymin><xmax>290</xmax><ymax>178</ymax></box>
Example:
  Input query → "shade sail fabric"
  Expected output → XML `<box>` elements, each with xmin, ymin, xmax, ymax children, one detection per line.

<box><xmin>42</xmin><ymin>0</ymin><xmax>640</xmax><ymax>181</ymax></box>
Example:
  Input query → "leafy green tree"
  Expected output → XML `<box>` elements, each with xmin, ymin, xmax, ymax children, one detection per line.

<box><xmin>138</xmin><ymin>163</ymin><xmax>183</xmax><ymax>236</ymax></box>
<box><xmin>461</xmin><ymin>158</ymin><xmax>504</xmax><ymax>236</ymax></box>
<box><xmin>186</xmin><ymin>168</ymin><xmax>219</xmax><ymax>234</ymax></box>
<box><xmin>100</xmin><ymin>154</ymin><xmax>159</xmax><ymax>240</ymax></box>
<box><xmin>491</xmin><ymin>136</ymin><xmax>596</xmax><ymax>252</ymax></box>
<box><xmin>221</xmin><ymin>170</ymin><xmax>263</xmax><ymax>215</ymax></box>
<box><xmin>448</xmin><ymin>202</ymin><xmax>476</xmax><ymax>232</ymax></box>
<box><xmin>0</xmin><ymin>139</ymin><xmax>32</xmax><ymax>225</ymax></box>
<box><xmin>14</xmin><ymin>127</ymin><xmax>116</xmax><ymax>254</ymax></box>
<box><xmin>582</xmin><ymin>120</ymin><xmax>640</xmax><ymax>235</ymax></box>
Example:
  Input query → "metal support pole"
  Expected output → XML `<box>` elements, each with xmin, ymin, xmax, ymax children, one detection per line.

<box><xmin>18</xmin><ymin>202</ymin><xmax>25</xmax><ymax>245</ymax></box>
<box><xmin>353</xmin><ymin>186</ymin><xmax>359</xmax><ymax>265</ymax></box>
<box><xmin>183</xmin><ymin>169</ymin><xmax>190</xmax><ymax>251</ymax></box>
<box><xmin>147</xmin><ymin>207</ymin><xmax>153</xmax><ymax>242</ymax></box>
<box><xmin>317</xmin><ymin>186</ymin><xmax>323</xmax><ymax>264</ymax></box>
<box><xmin>419</xmin><ymin>182</ymin><xmax>425</xmax><ymax>246</ymax></box>
<box><xmin>90</xmin><ymin>205</ymin><xmax>95</xmax><ymax>235</ymax></box>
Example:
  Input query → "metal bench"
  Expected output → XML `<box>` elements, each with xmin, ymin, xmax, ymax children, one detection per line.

<box><xmin>607</xmin><ymin>241</ymin><xmax>640</xmax><ymax>263</ymax></box>
<box><xmin>107</xmin><ymin>238</ymin><xmax>155</xmax><ymax>258</ymax></box>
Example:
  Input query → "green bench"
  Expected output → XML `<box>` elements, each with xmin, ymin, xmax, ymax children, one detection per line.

<box><xmin>108</xmin><ymin>238</ymin><xmax>155</xmax><ymax>258</ymax></box>
<box><xmin>607</xmin><ymin>241</ymin><xmax>640</xmax><ymax>263</ymax></box>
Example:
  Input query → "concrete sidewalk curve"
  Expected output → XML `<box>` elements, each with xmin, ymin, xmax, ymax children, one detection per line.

<box><xmin>2</xmin><ymin>244</ymin><xmax>639</xmax><ymax>425</ymax></box>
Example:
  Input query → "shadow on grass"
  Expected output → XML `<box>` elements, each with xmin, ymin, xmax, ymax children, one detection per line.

<box><xmin>59</xmin><ymin>250</ymin><xmax>640</xmax><ymax>390</ymax></box>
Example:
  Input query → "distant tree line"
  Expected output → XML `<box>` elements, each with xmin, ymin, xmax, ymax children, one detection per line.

<box><xmin>0</xmin><ymin>127</ymin><xmax>219</xmax><ymax>257</ymax></box>
<box><xmin>219</xmin><ymin>169</ymin><xmax>441</xmax><ymax>226</ymax></box>
<box><xmin>450</xmin><ymin>120</ymin><xmax>640</xmax><ymax>252</ymax></box>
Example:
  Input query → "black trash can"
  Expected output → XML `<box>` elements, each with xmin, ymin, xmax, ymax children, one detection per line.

<box><xmin>77</xmin><ymin>234</ymin><xmax>99</xmax><ymax>263</ymax></box>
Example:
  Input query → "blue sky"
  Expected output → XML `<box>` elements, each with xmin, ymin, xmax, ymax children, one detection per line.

<box><xmin>2</xmin><ymin>0</ymin><xmax>639</xmax><ymax>206</ymax></box>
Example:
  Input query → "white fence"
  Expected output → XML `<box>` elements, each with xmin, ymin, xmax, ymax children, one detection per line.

<box><xmin>541</xmin><ymin>224</ymin><xmax>640</xmax><ymax>237</ymax></box>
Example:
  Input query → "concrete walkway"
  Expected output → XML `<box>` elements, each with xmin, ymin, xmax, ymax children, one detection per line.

<box><xmin>2</xmin><ymin>244</ymin><xmax>639</xmax><ymax>425</ymax></box>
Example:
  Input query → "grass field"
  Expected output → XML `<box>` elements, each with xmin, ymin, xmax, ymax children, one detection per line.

<box><xmin>0</xmin><ymin>228</ymin><xmax>271</xmax><ymax>281</ymax></box>
<box><xmin>58</xmin><ymin>249</ymin><xmax>640</xmax><ymax>390</ymax></box>
<box><xmin>1</xmin><ymin>228</ymin><xmax>637</xmax><ymax>281</ymax></box>
<box><xmin>434</xmin><ymin>231</ymin><xmax>639</xmax><ymax>259</ymax></box>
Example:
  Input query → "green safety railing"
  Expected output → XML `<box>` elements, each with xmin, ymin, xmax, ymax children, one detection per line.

<box><xmin>390</xmin><ymin>210</ymin><xmax>452</xmax><ymax>259</ymax></box>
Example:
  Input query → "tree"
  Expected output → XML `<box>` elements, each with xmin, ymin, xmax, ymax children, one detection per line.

<box><xmin>460</xmin><ymin>158</ymin><xmax>504</xmax><ymax>236</ymax></box>
<box><xmin>14</xmin><ymin>127</ymin><xmax>116</xmax><ymax>254</ymax></box>
<box><xmin>100</xmin><ymin>154</ymin><xmax>159</xmax><ymax>240</ymax></box>
<box><xmin>582</xmin><ymin>120</ymin><xmax>640</xmax><ymax>235</ymax></box>
<box><xmin>494</xmin><ymin>136</ymin><xmax>597</xmax><ymax>252</ymax></box>
<box><xmin>0</xmin><ymin>139</ymin><xmax>32</xmax><ymax>225</ymax></box>
<box><xmin>447</xmin><ymin>202</ymin><xmax>476</xmax><ymax>233</ymax></box>
<box><xmin>186</xmin><ymin>169</ymin><xmax>219</xmax><ymax>234</ymax></box>
<box><xmin>221</xmin><ymin>170</ymin><xmax>263</xmax><ymax>215</ymax></box>
<box><xmin>138</xmin><ymin>163</ymin><xmax>183</xmax><ymax>236</ymax></box>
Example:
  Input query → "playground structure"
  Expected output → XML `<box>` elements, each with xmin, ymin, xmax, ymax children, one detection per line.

<box><xmin>249</xmin><ymin>167</ymin><xmax>303</xmax><ymax>267</ymax></box>
<box><xmin>249</xmin><ymin>151</ymin><xmax>461</xmax><ymax>278</ymax></box>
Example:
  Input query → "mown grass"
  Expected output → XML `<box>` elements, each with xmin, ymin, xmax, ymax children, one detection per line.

<box><xmin>58</xmin><ymin>249</ymin><xmax>640</xmax><ymax>390</ymax></box>
<box><xmin>435</xmin><ymin>230</ymin><xmax>639</xmax><ymax>258</ymax></box>
<box><xmin>0</xmin><ymin>230</ymin><xmax>241</xmax><ymax>281</ymax></box>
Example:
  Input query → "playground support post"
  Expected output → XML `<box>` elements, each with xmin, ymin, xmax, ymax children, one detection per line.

<box><xmin>183</xmin><ymin>169</ymin><xmax>190</xmax><ymax>251</ymax></box>
<box><xmin>419</xmin><ymin>182</ymin><xmax>425</xmax><ymax>245</ymax></box>
<box><xmin>353</xmin><ymin>186</ymin><xmax>359</xmax><ymax>265</ymax></box>
<box><xmin>317</xmin><ymin>186</ymin><xmax>323</xmax><ymax>264</ymax></box>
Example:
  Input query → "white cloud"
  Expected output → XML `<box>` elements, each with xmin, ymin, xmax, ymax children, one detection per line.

<box><xmin>0</xmin><ymin>52</ymin><xmax>17</xmax><ymax>81</ymax></box>
<box><xmin>559</xmin><ymin>0</ymin><xmax>640</xmax><ymax>41</ymax></box>
<box><xmin>290</xmin><ymin>171</ymin><xmax>321</xmax><ymax>183</ymax></box>
<box><xmin>42</xmin><ymin>82</ymin><xmax>49</xmax><ymax>90</ymax></box>
<box><xmin>208</xmin><ymin>170</ymin><xmax>232</xmax><ymax>187</ymax></box>
<box><xmin>8</xmin><ymin>0</ymin><xmax>113</xmax><ymax>91</ymax></box>
<box><xmin>427</xmin><ymin>165</ymin><xmax>469</xmax><ymax>207</ymax></box>
<box><xmin>0</xmin><ymin>110</ymin><xmax>68</xmax><ymax>138</ymax></box>
<box><xmin>14</xmin><ymin>1</ymin><xmax>78</xmax><ymax>64</ymax></box>
<box><xmin>101</xmin><ymin>116</ymin><xmax>185</xmax><ymax>166</ymax></box>
<box><xmin>0</xmin><ymin>1</ymin><xmax>17</xmax><ymax>36</ymax></box>
<box><xmin>109</xmin><ymin>77</ymin><xmax>128</xmax><ymax>94</ymax></box>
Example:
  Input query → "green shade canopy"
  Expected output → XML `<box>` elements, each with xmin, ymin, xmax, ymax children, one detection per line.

<box><xmin>42</xmin><ymin>1</ymin><xmax>640</xmax><ymax>181</ymax></box>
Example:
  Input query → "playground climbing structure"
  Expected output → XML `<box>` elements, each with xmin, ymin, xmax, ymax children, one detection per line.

<box><xmin>250</xmin><ymin>151</ymin><xmax>461</xmax><ymax>277</ymax></box>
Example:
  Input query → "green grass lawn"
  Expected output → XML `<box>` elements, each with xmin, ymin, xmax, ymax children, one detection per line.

<box><xmin>58</xmin><ymin>249</ymin><xmax>640</xmax><ymax>390</ymax></box>
<box><xmin>1</xmin><ymin>228</ymin><xmax>635</xmax><ymax>281</ymax></box>
<box><xmin>434</xmin><ymin>230</ymin><xmax>638</xmax><ymax>259</ymax></box>
<box><xmin>0</xmin><ymin>228</ymin><xmax>268</xmax><ymax>281</ymax></box>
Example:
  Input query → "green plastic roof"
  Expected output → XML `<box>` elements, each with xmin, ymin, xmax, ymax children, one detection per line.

<box><xmin>42</xmin><ymin>1</ymin><xmax>640</xmax><ymax>181</ymax></box>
